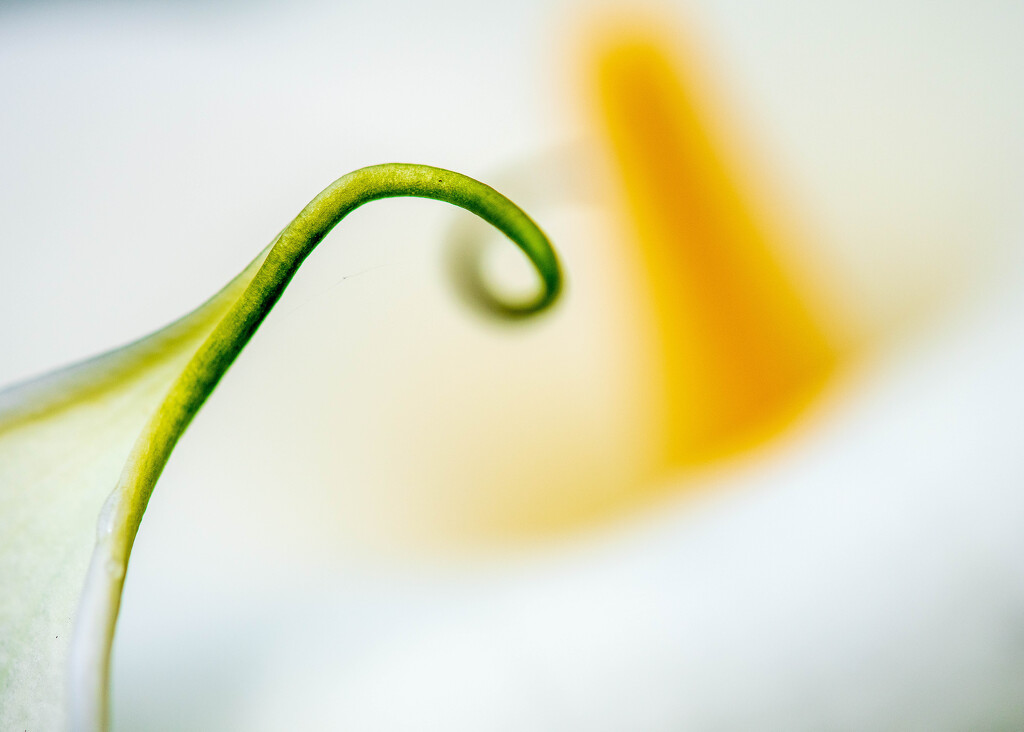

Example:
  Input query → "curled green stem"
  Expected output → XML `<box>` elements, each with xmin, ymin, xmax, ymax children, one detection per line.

<box><xmin>68</xmin><ymin>163</ymin><xmax>562</xmax><ymax>731</ymax></box>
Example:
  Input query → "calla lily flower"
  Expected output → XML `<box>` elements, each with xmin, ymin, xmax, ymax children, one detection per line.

<box><xmin>0</xmin><ymin>164</ymin><xmax>562</xmax><ymax>730</ymax></box>
<box><xmin>2</xmin><ymin>1</ymin><xmax>1023</xmax><ymax>730</ymax></box>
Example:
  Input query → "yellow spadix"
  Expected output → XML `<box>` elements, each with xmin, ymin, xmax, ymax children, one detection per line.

<box><xmin>593</xmin><ymin>25</ymin><xmax>843</xmax><ymax>467</ymax></box>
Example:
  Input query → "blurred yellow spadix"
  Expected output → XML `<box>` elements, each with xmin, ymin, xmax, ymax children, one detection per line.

<box><xmin>592</xmin><ymin>24</ymin><xmax>843</xmax><ymax>466</ymax></box>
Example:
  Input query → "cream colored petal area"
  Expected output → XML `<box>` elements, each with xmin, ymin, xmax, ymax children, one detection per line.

<box><xmin>0</xmin><ymin>255</ymin><xmax>266</xmax><ymax>731</ymax></box>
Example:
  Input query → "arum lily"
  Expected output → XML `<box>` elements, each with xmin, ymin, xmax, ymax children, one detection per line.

<box><xmin>2</xmin><ymin>1</ymin><xmax>1023</xmax><ymax>730</ymax></box>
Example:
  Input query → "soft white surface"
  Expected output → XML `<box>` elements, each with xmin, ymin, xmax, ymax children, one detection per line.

<box><xmin>111</xmin><ymin>259</ymin><xmax>1024</xmax><ymax>730</ymax></box>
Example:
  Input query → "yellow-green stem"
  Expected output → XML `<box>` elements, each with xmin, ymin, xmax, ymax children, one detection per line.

<box><xmin>68</xmin><ymin>163</ymin><xmax>562</xmax><ymax>731</ymax></box>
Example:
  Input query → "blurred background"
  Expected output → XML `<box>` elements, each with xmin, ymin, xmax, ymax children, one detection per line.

<box><xmin>2</xmin><ymin>0</ymin><xmax>1024</xmax><ymax>729</ymax></box>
